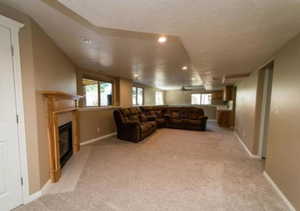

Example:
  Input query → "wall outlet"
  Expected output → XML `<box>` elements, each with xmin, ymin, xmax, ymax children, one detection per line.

<box><xmin>97</xmin><ymin>128</ymin><xmax>100</xmax><ymax>133</ymax></box>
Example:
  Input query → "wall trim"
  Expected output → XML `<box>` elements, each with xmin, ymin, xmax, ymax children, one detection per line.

<box><xmin>0</xmin><ymin>14</ymin><xmax>24</xmax><ymax>29</ymax></box>
<box><xmin>263</xmin><ymin>171</ymin><xmax>296</xmax><ymax>211</ymax></box>
<box><xmin>23</xmin><ymin>191</ymin><xmax>41</xmax><ymax>204</ymax></box>
<box><xmin>40</xmin><ymin>180</ymin><xmax>52</xmax><ymax>195</ymax></box>
<box><xmin>234</xmin><ymin>132</ymin><xmax>261</xmax><ymax>159</ymax></box>
<box><xmin>80</xmin><ymin>132</ymin><xmax>117</xmax><ymax>146</ymax></box>
<box><xmin>23</xmin><ymin>179</ymin><xmax>51</xmax><ymax>204</ymax></box>
<box><xmin>0</xmin><ymin>15</ymin><xmax>33</xmax><ymax>209</ymax></box>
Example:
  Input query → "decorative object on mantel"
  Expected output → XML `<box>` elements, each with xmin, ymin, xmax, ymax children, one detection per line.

<box><xmin>41</xmin><ymin>90</ymin><xmax>82</xmax><ymax>183</ymax></box>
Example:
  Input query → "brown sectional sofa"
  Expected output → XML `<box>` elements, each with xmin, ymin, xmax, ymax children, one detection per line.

<box><xmin>114</xmin><ymin>106</ymin><xmax>208</xmax><ymax>143</ymax></box>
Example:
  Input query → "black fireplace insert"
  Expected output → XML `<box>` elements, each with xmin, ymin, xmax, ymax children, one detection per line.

<box><xmin>59</xmin><ymin>122</ymin><xmax>73</xmax><ymax>168</ymax></box>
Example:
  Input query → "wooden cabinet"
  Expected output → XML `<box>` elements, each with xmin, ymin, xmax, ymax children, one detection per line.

<box><xmin>217</xmin><ymin>110</ymin><xmax>234</xmax><ymax>128</ymax></box>
<box><xmin>212</xmin><ymin>91</ymin><xmax>223</xmax><ymax>100</ymax></box>
<box><xmin>223</xmin><ymin>85</ymin><xmax>234</xmax><ymax>101</ymax></box>
<box><xmin>212</xmin><ymin>90</ymin><xmax>224</xmax><ymax>105</ymax></box>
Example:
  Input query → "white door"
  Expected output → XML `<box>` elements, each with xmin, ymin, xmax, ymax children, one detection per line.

<box><xmin>0</xmin><ymin>25</ymin><xmax>23</xmax><ymax>210</ymax></box>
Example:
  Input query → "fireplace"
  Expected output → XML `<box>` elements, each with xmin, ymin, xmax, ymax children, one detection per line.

<box><xmin>59</xmin><ymin>122</ymin><xmax>73</xmax><ymax>168</ymax></box>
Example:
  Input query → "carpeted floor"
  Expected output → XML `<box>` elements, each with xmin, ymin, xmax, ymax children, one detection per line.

<box><xmin>15</xmin><ymin>123</ymin><xmax>288</xmax><ymax>211</ymax></box>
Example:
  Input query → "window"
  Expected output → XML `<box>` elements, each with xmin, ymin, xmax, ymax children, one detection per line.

<box><xmin>83</xmin><ymin>79</ymin><xmax>99</xmax><ymax>106</ymax></box>
<box><xmin>155</xmin><ymin>91</ymin><xmax>164</xmax><ymax>105</ymax></box>
<box><xmin>100</xmin><ymin>82</ymin><xmax>113</xmax><ymax>106</ymax></box>
<box><xmin>83</xmin><ymin>78</ymin><xmax>113</xmax><ymax>106</ymax></box>
<box><xmin>132</xmin><ymin>86</ymin><xmax>144</xmax><ymax>105</ymax></box>
<box><xmin>191</xmin><ymin>93</ymin><xmax>212</xmax><ymax>105</ymax></box>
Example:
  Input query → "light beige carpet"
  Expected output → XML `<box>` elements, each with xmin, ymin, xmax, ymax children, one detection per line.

<box><xmin>15</xmin><ymin>123</ymin><xmax>288</xmax><ymax>211</ymax></box>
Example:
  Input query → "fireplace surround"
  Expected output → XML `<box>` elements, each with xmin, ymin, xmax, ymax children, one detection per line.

<box><xmin>41</xmin><ymin>91</ymin><xmax>81</xmax><ymax>182</ymax></box>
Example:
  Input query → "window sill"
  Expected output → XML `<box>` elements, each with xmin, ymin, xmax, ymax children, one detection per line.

<box><xmin>78</xmin><ymin>106</ymin><xmax>120</xmax><ymax>111</ymax></box>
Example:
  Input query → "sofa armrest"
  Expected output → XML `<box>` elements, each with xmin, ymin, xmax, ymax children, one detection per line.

<box><xmin>199</xmin><ymin>116</ymin><xmax>208</xmax><ymax>131</ymax></box>
<box><xmin>121</xmin><ymin>121</ymin><xmax>141</xmax><ymax>142</ymax></box>
<box><xmin>200</xmin><ymin>116</ymin><xmax>208</xmax><ymax>120</ymax></box>
<box><xmin>123</xmin><ymin>121</ymin><xmax>141</xmax><ymax>130</ymax></box>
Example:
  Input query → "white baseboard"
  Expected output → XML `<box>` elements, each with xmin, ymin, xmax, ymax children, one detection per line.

<box><xmin>80</xmin><ymin>132</ymin><xmax>117</xmax><ymax>146</ymax></box>
<box><xmin>23</xmin><ymin>179</ymin><xmax>51</xmax><ymax>204</ymax></box>
<box><xmin>40</xmin><ymin>179</ymin><xmax>52</xmax><ymax>195</ymax></box>
<box><xmin>23</xmin><ymin>190</ymin><xmax>41</xmax><ymax>204</ymax></box>
<box><xmin>263</xmin><ymin>171</ymin><xmax>296</xmax><ymax>211</ymax></box>
<box><xmin>234</xmin><ymin>132</ymin><xmax>261</xmax><ymax>159</ymax></box>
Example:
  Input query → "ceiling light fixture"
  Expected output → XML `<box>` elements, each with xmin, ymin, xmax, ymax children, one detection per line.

<box><xmin>158</xmin><ymin>36</ymin><xmax>167</xmax><ymax>43</ymax></box>
<box><xmin>182</xmin><ymin>66</ymin><xmax>188</xmax><ymax>70</ymax></box>
<box><xmin>81</xmin><ymin>37</ymin><xmax>92</xmax><ymax>44</ymax></box>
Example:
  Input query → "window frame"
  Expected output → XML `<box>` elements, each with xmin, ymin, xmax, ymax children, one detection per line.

<box><xmin>132</xmin><ymin>86</ymin><xmax>144</xmax><ymax>106</ymax></box>
<box><xmin>191</xmin><ymin>93</ymin><xmax>212</xmax><ymax>105</ymax></box>
<box><xmin>82</xmin><ymin>77</ymin><xmax>114</xmax><ymax>107</ymax></box>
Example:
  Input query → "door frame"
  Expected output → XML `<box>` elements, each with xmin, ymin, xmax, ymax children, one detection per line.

<box><xmin>258</xmin><ymin>65</ymin><xmax>273</xmax><ymax>158</ymax></box>
<box><xmin>0</xmin><ymin>15</ymin><xmax>31</xmax><ymax>206</ymax></box>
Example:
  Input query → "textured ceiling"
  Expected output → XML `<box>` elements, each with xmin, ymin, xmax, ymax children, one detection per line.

<box><xmin>57</xmin><ymin>0</ymin><xmax>300</xmax><ymax>87</ymax></box>
<box><xmin>2</xmin><ymin>0</ymin><xmax>300</xmax><ymax>90</ymax></box>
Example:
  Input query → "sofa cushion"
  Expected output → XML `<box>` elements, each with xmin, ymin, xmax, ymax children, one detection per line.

<box><xmin>188</xmin><ymin>110</ymin><xmax>204</xmax><ymax>120</ymax></box>
<box><xmin>154</xmin><ymin>110</ymin><xmax>163</xmax><ymax>118</ymax></box>
<box><xmin>129</xmin><ymin>114</ymin><xmax>140</xmax><ymax>122</ymax></box>
<box><xmin>184</xmin><ymin>119</ymin><xmax>201</xmax><ymax>125</ymax></box>
<box><xmin>169</xmin><ymin>119</ymin><xmax>184</xmax><ymax>125</ymax></box>
<box><xmin>156</xmin><ymin>118</ymin><xmax>166</xmax><ymax>127</ymax></box>
<box><xmin>180</xmin><ymin>110</ymin><xmax>188</xmax><ymax>119</ymax></box>
<box><xmin>139</xmin><ymin>113</ymin><xmax>148</xmax><ymax>122</ymax></box>
<box><xmin>156</xmin><ymin>118</ymin><xmax>165</xmax><ymax>124</ymax></box>
<box><xmin>121</xmin><ymin>108</ymin><xmax>131</xmax><ymax>116</ymax></box>
<box><xmin>131</xmin><ymin>107</ymin><xmax>142</xmax><ymax>114</ymax></box>
<box><xmin>140</xmin><ymin>121</ymin><xmax>156</xmax><ymax>132</ymax></box>
<box><xmin>170</xmin><ymin>111</ymin><xmax>180</xmax><ymax>119</ymax></box>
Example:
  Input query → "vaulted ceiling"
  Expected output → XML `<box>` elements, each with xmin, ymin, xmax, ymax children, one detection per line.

<box><xmin>2</xmin><ymin>0</ymin><xmax>300</xmax><ymax>90</ymax></box>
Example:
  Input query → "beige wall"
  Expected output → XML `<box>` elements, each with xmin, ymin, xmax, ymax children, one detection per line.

<box><xmin>117</xmin><ymin>78</ymin><xmax>133</xmax><ymax>107</ymax></box>
<box><xmin>78</xmin><ymin>108</ymin><xmax>117</xmax><ymax>143</ymax></box>
<box><xmin>165</xmin><ymin>90</ymin><xmax>187</xmax><ymax>105</ymax></box>
<box><xmin>235</xmin><ymin>33</ymin><xmax>300</xmax><ymax>209</ymax></box>
<box><xmin>265</xmin><ymin>34</ymin><xmax>300</xmax><ymax>210</ymax></box>
<box><xmin>0</xmin><ymin>4</ymin><xmax>77</xmax><ymax>193</ymax></box>
<box><xmin>31</xmin><ymin>19</ymin><xmax>77</xmax><ymax>188</ymax></box>
<box><xmin>235</xmin><ymin>70</ymin><xmax>264</xmax><ymax>154</ymax></box>
<box><xmin>133</xmin><ymin>82</ymin><xmax>165</xmax><ymax>106</ymax></box>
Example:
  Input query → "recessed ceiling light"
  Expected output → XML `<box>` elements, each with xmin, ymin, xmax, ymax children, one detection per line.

<box><xmin>158</xmin><ymin>36</ymin><xmax>167</xmax><ymax>43</ymax></box>
<box><xmin>81</xmin><ymin>37</ymin><xmax>92</xmax><ymax>44</ymax></box>
<box><xmin>182</xmin><ymin>66</ymin><xmax>188</xmax><ymax>70</ymax></box>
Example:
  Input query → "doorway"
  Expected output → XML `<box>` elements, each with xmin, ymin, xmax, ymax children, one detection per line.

<box><xmin>0</xmin><ymin>15</ymin><xmax>27</xmax><ymax>210</ymax></box>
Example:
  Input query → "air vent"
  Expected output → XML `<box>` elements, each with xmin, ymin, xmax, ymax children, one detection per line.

<box><xmin>181</xmin><ymin>86</ymin><xmax>205</xmax><ymax>91</ymax></box>
<box><xmin>222</xmin><ymin>73</ymin><xmax>251</xmax><ymax>84</ymax></box>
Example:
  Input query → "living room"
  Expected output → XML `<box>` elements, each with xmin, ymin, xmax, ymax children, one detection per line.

<box><xmin>0</xmin><ymin>0</ymin><xmax>299</xmax><ymax>211</ymax></box>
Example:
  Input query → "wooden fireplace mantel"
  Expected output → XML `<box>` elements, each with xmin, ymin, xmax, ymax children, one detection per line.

<box><xmin>41</xmin><ymin>90</ymin><xmax>82</xmax><ymax>182</ymax></box>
